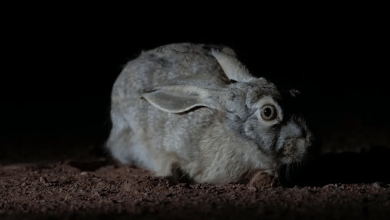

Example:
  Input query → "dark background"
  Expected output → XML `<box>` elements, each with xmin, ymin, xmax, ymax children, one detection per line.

<box><xmin>0</xmin><ymin>4</ymin><xmax>388</xmax><ymax>189</ymax></box>
<box><xmin>2</xmin><ymin>6</ymin><xmax>388</xmax><ymax>145</ymax></box>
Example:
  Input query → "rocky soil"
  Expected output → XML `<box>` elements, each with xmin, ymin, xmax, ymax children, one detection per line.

<box><xmin>1</xmin><ymin>132</ymin><xmax>389</xmax><ymax>219</ymax></box>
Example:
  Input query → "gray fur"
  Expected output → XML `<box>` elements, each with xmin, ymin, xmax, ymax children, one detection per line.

<box><xmin>106</xmin><ymin>43</ymin><xmax>314</xmax><ymax>184</ymax></box>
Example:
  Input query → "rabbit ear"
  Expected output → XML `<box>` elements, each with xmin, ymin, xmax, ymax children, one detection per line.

<box><xmin>211</xmin><ymin>48</ymin><xmax>254</xmax><ymax>82</ymax></box>
<box><xmin>142</xmin><ymin>85</ymin><xmax>224</xmax><ymax>113</ymax></box>
<box><xmin>289</xmin><ymin>89</ymin><xmax>301</xmax><ymax>97</ymax></box>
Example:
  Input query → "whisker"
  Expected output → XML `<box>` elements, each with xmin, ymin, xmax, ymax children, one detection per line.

<box><xmin>286</xmin><ymin>163</ymin><xmax>292</xmax><ymax>183</ymax></box>
<box><xmin>292</xmin><ymin>162</ymin><xmax>296</xmax><ymax>173</ymax></box>
<box><xmin>276</xmin><ymin>164</ymin><xmax>284</xmax><ymax>184</ymax></box>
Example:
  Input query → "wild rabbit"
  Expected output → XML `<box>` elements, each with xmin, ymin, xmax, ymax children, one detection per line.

<box><xmin>106</xmin><ymin>43</ymin><xmax>314</xmax><ymax>184</ymax></box>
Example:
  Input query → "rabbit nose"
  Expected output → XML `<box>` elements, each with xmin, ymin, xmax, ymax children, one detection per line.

<box><xmin>279</xmin><ymin>137</ymin><xmax>307</xmax><ymax>162</ymax></box>
<box><xmin>280</xmin><ymin>121</ymin><xmax>304</xmax><ymax>138</ymax></box>
<box><xmin>286</xmin><ymin>138</ymin><xmax>306</xmax><ymax>150</ymax></box>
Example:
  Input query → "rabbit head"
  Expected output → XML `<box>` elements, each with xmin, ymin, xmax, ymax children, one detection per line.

<box><xmin>142</xmin><ymin>48</ymin><xmax>314</xmax><ymax>168</ymax></box>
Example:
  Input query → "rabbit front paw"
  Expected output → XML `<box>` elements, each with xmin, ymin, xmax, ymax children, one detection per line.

<box><xmin>247</xmin><ymin>169</ymin><xmax>278</xmax><ymax>191</ymax></box>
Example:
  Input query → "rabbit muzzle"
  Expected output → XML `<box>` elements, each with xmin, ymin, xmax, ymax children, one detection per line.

<box><xmin>275</xmin><ymin>118</ymin><xmax>314</xmax><ymax>165</ymax></box>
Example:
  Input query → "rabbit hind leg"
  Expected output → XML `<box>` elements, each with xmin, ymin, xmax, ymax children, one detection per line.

<box><xmin>106</xmin><ymin>111</ymin><xmax>154</xmax><ymax>171</ymax></box>
<box><xmin>151</xmin><ymin>152</ymin><xmax>193</xmax><ymax>182</ymax></box>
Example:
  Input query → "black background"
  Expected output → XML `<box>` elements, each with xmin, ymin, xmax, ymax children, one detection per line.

<box><xmin>2</xmin><ymin>5</ymin><xmax>388</xmax><ymax>140</ymax></box>
<box><xmin>0</xmin><ymin>4</ymin><xmax>389</xmax><ymax>188</ymax></box>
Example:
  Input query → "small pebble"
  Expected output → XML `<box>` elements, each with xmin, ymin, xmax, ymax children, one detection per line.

<box><xmin>248</xmin><ymin>186</ymin><xmax>258</xmax><ymax>192</ymax></box>
<box><xmin>39</xmin><ymin>176</ymin><xmax>47</xmax><ymax>183</ymax></box>
<box><xmin>372</xmin><ymin>182</ymin><xmax>381</xmax><ymax>189</ymax></box>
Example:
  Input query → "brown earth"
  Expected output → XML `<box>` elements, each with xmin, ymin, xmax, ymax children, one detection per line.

<box><xmin>1</xmin><ymin>133</ymin><xmax>390</xmax><ymax>220</ymax></box>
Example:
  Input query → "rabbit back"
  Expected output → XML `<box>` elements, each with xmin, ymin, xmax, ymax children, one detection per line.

<box><xmin>106</xmin><ymin>43</ymin><xmax>231</xmax><ymax>176</ymax></box>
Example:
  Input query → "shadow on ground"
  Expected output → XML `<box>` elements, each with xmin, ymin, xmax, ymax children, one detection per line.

<box><xmin>279</xmin><ymin>146</ymin><xmax>390</xmax><ymax>186</ymax></box>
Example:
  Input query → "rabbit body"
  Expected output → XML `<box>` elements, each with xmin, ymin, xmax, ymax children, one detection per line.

<box><xmin>106</xmin><ymin>43</ymin><xmax>313</xmax><ymax>184</ymax></box>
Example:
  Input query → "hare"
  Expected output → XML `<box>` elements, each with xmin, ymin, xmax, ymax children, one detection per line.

<box><xmin>106</xmin><ymin>43</ymin><xmax>314</xmax><ymax>184</ymax></box>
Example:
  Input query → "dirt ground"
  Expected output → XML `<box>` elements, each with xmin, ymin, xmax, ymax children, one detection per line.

<box><xmin>1</xmin><ymin>131</ymin><xmax>390</xmax><ymax>220</ymax></box>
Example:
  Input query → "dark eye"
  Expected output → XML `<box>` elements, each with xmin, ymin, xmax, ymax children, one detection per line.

<box><xmin>261</xmin><ymin>105</ymin><xmax>277</xmax><ymax>121</ymax></box>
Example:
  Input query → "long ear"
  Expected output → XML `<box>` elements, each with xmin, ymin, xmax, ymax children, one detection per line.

<box><xmin>211</xmin><ymin>48</ymin><xmax>254</xmax><ymax>82</ymax></box>
<box><xmin>142</xmin><ymin>85</ymin><xmax>224</xmax><ymax>113</ymax></box>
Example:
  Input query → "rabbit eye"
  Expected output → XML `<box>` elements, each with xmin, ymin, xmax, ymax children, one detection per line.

<box><xmin>261</xmin><ymin>105</ymin><xmax>277</xmax><ymax>121</ymax></box>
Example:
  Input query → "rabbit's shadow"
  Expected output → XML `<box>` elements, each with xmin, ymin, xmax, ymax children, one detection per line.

<box><xmin>278</xmin><ymin>146</ymin><xmax>390</xmax><ymax>187</ymax></box>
